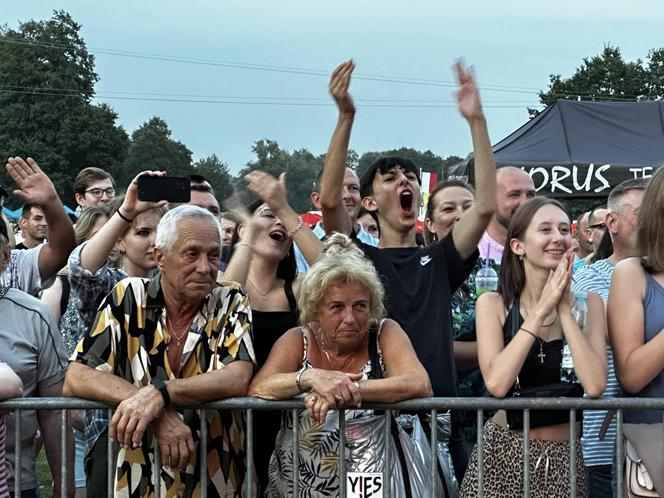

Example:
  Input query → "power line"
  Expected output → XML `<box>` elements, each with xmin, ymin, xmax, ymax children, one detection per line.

<box><xmin>0</xmin><ymin>88</ymin><xmax>545</xmax><ymax>108</ymax></box>
<box><xmin>0</xmin><ymin>37</ymin><xmax>553</xmax><ymax>95</ymax></box>
<box><xmin>0</xmin><ymin>38</ymin><xmax>654</xmax><ymax>102</ymax></box>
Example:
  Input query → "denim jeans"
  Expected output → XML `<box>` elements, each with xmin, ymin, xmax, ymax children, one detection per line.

<box><xmin>586</xmin><ymin>464</ymin><xmax>613</xmax><ymax>498</ymax></box>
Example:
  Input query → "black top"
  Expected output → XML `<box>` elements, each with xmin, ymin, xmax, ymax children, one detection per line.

<box><xmin>357</xmin><ymin>232</ymin><xmax>478</xmax><ymax>397</ymax></box>
<box><xmin>251</xmin><ymin>280</ymin><xmax>299</xmax><ymax>368</ymax></box>
<box><xmin>503</xmin><ymin>297</ymin><xmax>583</xmax><ymax>428</ymax></box>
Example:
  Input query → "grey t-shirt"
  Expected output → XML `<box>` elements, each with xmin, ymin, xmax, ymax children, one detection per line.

<box><xmin>0</xmin><ymin>288</ymin><xmax>68</xmax><ymax>490</ymax></box>
<box><xmin>0</xmin><ymin>245</ymin><xmax>52</xmax><ymax>297</ymax></box>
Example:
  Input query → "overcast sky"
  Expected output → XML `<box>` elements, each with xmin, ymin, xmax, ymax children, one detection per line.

<box><xmin>5</xmin><ymin>0</ymin><xmax>664</xmax><ymax>174</ymax></box>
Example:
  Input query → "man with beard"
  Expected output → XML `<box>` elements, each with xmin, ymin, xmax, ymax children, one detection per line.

<box><xmin>477</xmin><ymin>166</ymin><xmax>536</xmax><ymax>267</ymax></box>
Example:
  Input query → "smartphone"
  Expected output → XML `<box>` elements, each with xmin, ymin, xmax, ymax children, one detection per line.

<box><xmin>137</xmin><ymin>176</ymin><xmax>191</xmax><ymax>203</ymax></box>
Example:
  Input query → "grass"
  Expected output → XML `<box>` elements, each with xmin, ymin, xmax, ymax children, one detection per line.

<box><xmin>36</xmin><ymin>449</ymin><xmax>54</xmax><ymax>498</ymax></box>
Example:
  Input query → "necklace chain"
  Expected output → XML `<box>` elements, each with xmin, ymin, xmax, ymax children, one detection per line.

<box><xmin>166</xmin><ymin>314</ymin><xmax>191</xmax><ymax>346</ymax></box>
<box><xmin>319</xmin><ymin>335</ymin><xmax>358</xmax><ymax>371</ymax></box>
<box><xmin>247</xmin><ymin>278</ymin><xmax>274</xmax><ymax>300</ymax></box>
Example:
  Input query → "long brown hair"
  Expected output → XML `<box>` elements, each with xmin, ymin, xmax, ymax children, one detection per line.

<box><xmin>637</xmin><ymin>167</ymin><xmax>664</xmax><ymax>272</ymax></box>
<box><xmin>497</xmin><ymin>196</ymin><xmax>567</xmax><ymax>308</ymax></box>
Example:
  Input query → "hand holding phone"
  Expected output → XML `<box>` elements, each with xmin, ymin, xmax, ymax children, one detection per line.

<box><xmin>137</xmin><ymin>176</ymin><xmax>190</xmax><ymax>203</ymax></box>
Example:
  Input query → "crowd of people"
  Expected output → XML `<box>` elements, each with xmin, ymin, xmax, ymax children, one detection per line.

<box><xmin>0</xmin><ymin>59</ymin><xmax>661</xmax><ymax>498</ymax></box>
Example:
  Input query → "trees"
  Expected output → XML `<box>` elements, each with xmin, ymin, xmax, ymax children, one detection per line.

<box><xmin>121</xmin><ymin>117</ymin><xmax>193</xmax><ymax>188</ymax></box>
<box><xmin>193</xmin><ymin>154</ymin><xmax>233</xmax><ymax>202</ymax></box>
<box><xmin>533</xmin><ymin>45</ymin><xmax>664</xmax><ymax>116</ymax></box>
<box><xmin>0</xmin><ymin>10</ymin><xmax>128</xmax><ymax>207</ymax></box>
<box><xmin>237</xmin><ymin>139</ymin><xmax>323</xmax><ymax>213</ymax></box>
<box><xmin>356</xmin><ymin>148</ymin><xmax>452</xmax><ymax>180</ymax></box>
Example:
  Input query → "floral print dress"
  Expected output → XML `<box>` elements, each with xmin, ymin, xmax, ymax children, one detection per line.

<box><xmin>266</xmin><ymin>324</ymin><xmax>385</xmax><ymax>498</ymax></box>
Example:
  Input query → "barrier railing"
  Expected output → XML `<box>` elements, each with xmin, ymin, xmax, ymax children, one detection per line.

<box><xmin>1</xmin><ymin>397</ymin><xmax>663</xmax><ymax>498</ymax></box>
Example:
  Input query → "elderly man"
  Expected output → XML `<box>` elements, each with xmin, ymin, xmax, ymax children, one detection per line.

<box><xmin>64</xmin><ymin>205</ymin><xmax>255</xmax><ymax>498</ymax></box>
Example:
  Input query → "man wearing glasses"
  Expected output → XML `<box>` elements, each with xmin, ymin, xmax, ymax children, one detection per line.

<box><xmin>586</xmin><ymin>205</ymin><xmax>609</xmax><ymax>254</ymax></box>
<box><xmin>73</xmin><ymin>167</ymin><xmax>116</xmax><ymax>210</ymax></box>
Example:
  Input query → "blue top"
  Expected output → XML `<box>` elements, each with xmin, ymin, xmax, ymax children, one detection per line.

<box><xmin>625</xmin><ymin>271</ymin><xmax>664</xmax><ymax>423</ymax></box>
<box><xmin>571</xmin><ymin>259</ymin><xmax>619</xmax><ymax>466</ymax></box>
<box><xmin>293</xmin><ymin>221</ymin><xmax>378</xmax><ymax>273</ymax></box>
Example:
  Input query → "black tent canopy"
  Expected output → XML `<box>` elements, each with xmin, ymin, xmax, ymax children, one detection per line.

<box><xmin>450</xmin><ymin>100</ymin><xmax>664</xmax><ymax>197</ymax></box>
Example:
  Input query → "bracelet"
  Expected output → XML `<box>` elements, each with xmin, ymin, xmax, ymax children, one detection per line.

<box><xmin>235</xmin><ymin>241</ymin><xmax>254</xmax><ymax>250</ymax></box>
<box><xmin>116</xmin><ymin>209</ymin><xmax>133</xmax><ymax>223</ymax></box>
<box><xmin>151</xmin><ymin>377</ymin><xmax>171</xmax><ymax>408</ymax></box>
<box><xmin>287</xmin><ymin>217</ymin><xmax>304</xmax><ymax>238</ymax></box>
<box><xmin>295</xmin><ymin>367</ymin><xmax>308</xmax><ymax>393</ymax></box>
<box><xmin>519</xmin><ymin>327</ymin><xmax>539</xmax><ymax>341</ymax></box>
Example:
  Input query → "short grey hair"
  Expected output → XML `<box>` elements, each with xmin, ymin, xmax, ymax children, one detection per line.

<box><xmin>607</xmin><ymin>178</ymin><xmax>648</xmax><ymax>213</ymax></box>
<box><xmin>155</xmin><ymin>205</ymin><xmax>220</xmax><ymax>254</ymax></box>
<box><xmin>297</xmin><ymin>233</ymin><xmax>385</xmax><ymax>326</ymax></box>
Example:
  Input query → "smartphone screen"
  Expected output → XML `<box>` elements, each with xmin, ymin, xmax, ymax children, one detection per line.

<box><xmin>137</xmin><ymin>176</ymin><xmax>191</xmax><ymax>203</ymax></box>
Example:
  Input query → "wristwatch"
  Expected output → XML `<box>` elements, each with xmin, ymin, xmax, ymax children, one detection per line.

<box><xmin>151</xmin><ymin>377</ymin><xmax>171</xmax><ymax>408</ymax></box>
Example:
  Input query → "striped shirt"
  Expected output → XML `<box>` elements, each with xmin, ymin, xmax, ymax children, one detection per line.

<box><xmin>571</xmin><ymin>259</ymin><xmax>619</xmax><ymax>467</ymax></box>
<box><xmin>0</xmin><ymin>419</ymin><xmax>8</xmax><ymax>498</ymax></box>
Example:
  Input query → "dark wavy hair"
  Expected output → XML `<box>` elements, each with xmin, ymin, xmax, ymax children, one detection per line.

<box><xmin>229</xmin><ymin>199</ymin><xmax>297</xmax><ymax>282</ymax></box>
<box><xmin>497</xmin><ymin>196</ymin><xmax>568</xmax><ymax>308</ymax></box>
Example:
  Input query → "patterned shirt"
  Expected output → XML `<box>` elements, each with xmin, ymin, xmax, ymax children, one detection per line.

<box><xmin>68</xmin><ymin>242</ymin><xmax>128</xmax><ymax>456</ymax></box>
<box><xmin>72</xmin><ymin>274</ymin><xmax>256</xmax><ymax>498</ymax></box>
<box><xmin>571</xmin><ymin>258</ymin><xmax>619</xmax><ymax>467</ymax></box>
<box><xmin>0</xmin><ymin>419</ymin><xmax>7</xmax><ymax>498</ymax></box>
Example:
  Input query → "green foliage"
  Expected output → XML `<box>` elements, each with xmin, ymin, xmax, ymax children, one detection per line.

<box><xmin>356</xmin><ymin>148</ymin><xmax>463</xmax><ymax>182</ymax></box>
<box><xmin>120</xmin><ymin>116</ymin><xmax>193</xmax><ymax>189</ymax></box>
<box><xmin>237</xmin><ymin>139</ymin><xmax>324</xmax><ymax>213</ymax></box>
<box><xmin>0</xmin><ymin>10</ymin><xmax>128</xmax><ymax>207</ymax></box>
<box><xmin>193</xmin><ymin>154</ymin><xmax>233</xmax><ymax>204</ymax></box>
<box><xmin>532</xmin><ymin>45</ymin><xmax>664</xmax><ymax>117</ymax></box>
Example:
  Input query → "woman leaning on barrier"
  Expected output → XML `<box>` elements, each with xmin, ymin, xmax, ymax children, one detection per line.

<box><xmin>248</xmin><ymin>233</ymin><xmax>432</xmax><ymax>497</ymax></box>
<box><xmin>460</xmin><ymin>197</ymin><xmax>607</xmax><ymax>498</ymax></box>
<box><xmin>608</xmin><ymin>166</ymin><xmax>664</xmax><ymax>494</ymax></box>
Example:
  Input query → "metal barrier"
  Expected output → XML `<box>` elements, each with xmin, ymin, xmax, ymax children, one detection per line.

<box><xmin>1</xmin><ymin>397</ymin><xmax>663</xmax><ymax>498</ymax></box>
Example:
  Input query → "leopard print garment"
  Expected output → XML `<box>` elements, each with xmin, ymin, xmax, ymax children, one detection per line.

<box><xmin>460</xmin><ymin>421</ymin><xmax>587</xmax><ymax>498</ymax></box>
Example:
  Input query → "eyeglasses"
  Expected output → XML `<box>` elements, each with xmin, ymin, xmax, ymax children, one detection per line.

<box><xmin>84</xmin><ymin>188</ymin><xmax>116</xmax><ymax>199</ymax></box>
<box><xmin>588</xmin><ymin>222</ymin><xmax>607</xmax><ymax>230</ymax></box>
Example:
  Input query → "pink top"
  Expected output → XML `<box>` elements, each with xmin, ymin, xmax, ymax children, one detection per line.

<box><xmin>478</xmin><ymin>231</ymin><xmax>504</xmax><ymax>264</ymax></box>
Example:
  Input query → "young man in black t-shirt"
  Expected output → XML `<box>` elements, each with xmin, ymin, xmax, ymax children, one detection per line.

<box><xmin>319</xmin><ymin>60</ymin><xmax>497</xmax><ymax>479</ymax></box>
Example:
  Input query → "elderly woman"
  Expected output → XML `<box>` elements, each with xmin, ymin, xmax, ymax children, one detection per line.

<box><xmin>64</xmin><ymin>205</ymin><xmax>255</xmax><ymax>498</ymax></box>
<box><xmin>249</xmin><ymin>233</ymin><xmax>432</xmax><ymax>497</ymax></box>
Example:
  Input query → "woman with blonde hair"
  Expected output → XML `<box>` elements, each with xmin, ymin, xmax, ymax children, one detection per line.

<box><xmin>249</xmin><ymin>233</ymin><xmax>432</xmax><ymax>497</ymax></box>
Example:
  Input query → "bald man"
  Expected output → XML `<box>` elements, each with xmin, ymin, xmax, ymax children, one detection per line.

<box><xmin>477</xmin><ymin>166</ymin><xmax>536</xmax><ymax>264</ymax></box>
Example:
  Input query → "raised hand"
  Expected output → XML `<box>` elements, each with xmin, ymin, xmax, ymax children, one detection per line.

<box><xmin>120</xmin><ymin>171</ymin><xmax>168</xmax><ymax>220</ymax></box>
<box><xmin>244</xmin><ymin>170</ymin><xmax>289</xmax><ymax>214</ymax></box>
<box><xmin>329</xmin><ymin>60</ymin><xmax>356</xmax><ymax>116</ymax></box>
<box><xmin>5</xmin><ymin>157</ymin><xmax>58</xmax><ymax>206</ymax></box>
<box><xmin>454</xmin><ymin>60</ymin><xmax>484</xmax><ymax>121</ymax></box>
